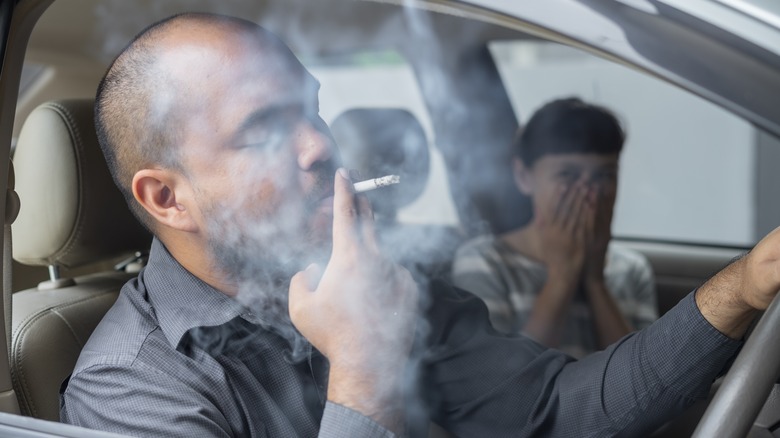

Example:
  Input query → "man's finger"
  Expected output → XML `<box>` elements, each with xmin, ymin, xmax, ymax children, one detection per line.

<box><xmin>356</xmin><ymin>195</ymin><xmax>379</xmax><ymax>253</ymax></box>
<box><xmin>305</xmin><ymin>263</ymin><xmax>323</xmax><ymax>290</ymax></box>
<box><xmin>331</xmin><ymin>168</ymin><xmax>359</xmax><ymax>255</ymax></box>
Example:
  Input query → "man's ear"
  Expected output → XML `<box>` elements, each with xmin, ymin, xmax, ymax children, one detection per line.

<box><xmin>132</xmin><ymin>169</ymin><xmax>199</xmax><ymax>233</ymax></box>
<box><xmin>512</xmin><ymin>158</ymin><xmax>534</xmax><ymax>196</ymax></box>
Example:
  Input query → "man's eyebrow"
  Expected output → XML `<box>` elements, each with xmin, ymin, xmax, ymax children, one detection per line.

<box><xmin>232</xmin><ymin>103</ymin><xmax>301</xmax><ymax>139</ymax></box>
<box><xmin>231</xmin><ymin>78</ymin><xmax>320</xmax><ymax>141</ymax></box>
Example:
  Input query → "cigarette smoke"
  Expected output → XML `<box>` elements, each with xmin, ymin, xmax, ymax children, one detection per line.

<box><xmin>88</xmin><ymin>0</ymin><xmax>494</xmax><ymax>431</ymax></box>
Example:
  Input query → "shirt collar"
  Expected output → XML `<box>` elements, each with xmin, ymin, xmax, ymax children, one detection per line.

<box><xmin>143</xmin><ymin>238</ymin><xmax>258</xmax><ymax>349</ymax></box>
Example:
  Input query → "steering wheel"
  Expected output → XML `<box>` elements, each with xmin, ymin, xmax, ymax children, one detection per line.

<box><xmin>692</xmin><ymin>292</ymin><xmax>780</xmax><ymax>436</ymax></box>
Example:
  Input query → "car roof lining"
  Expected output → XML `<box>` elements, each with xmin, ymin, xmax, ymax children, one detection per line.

<box><xmin>12</xmin><ymin>0</ymin><xmax>780</xmax><ymax>139</ymax></box>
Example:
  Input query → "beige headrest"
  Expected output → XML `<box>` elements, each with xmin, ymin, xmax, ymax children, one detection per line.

<box><xmin>12</xmin><ymin>100</ymin><xmax>151</xmax><ymax>268</ymax></box>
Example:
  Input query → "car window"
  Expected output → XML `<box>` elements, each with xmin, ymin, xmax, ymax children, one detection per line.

<box><xmin>490</xmin><ymin>40</ymin><xmax>780</xmax><ymax>247</ymax></box>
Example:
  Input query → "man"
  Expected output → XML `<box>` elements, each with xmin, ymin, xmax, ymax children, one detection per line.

<box><xmin>61</xmin><ymin>12</ymin><xmax>772</xmax><ymax>437</ymax></box>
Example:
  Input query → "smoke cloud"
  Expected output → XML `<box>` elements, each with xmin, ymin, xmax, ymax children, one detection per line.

<box><xmin>88</xmin><ymin>0</ymin><xmax>510</xmax><ymax>431</ymax></box>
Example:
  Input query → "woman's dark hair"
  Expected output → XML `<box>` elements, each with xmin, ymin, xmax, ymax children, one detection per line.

<box><xmin>513</xmin><ymin>97</ymin><xmax>625</xmax><ymax>166</ymax></box>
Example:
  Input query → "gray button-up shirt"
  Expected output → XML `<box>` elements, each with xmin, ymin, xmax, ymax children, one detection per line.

<box><xmin>61</xmin><ymin>238</ymin><xmax>740</xmax><ymax>437</ymax></box>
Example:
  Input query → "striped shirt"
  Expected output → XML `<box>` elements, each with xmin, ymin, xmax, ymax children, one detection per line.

<box><xmin>452</xmin><ymin>235</ymin><xmax>658</xmax><ymax>357</ymax></box>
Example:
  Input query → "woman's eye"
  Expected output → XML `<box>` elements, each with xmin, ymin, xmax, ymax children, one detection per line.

<box><xmin>558</xmin><ymin>171</ymin><xmax>579</xmax><ymax>183</ymax></box>
<box><xmin>594</xmin><ymin>171</ymin><xmax>618</xmax><ymax>183</ymax></box>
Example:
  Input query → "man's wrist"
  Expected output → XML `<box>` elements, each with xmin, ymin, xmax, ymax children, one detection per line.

<box><xmin>695</xmin><ymin>258</ymin><xmax>757</xmax><ymax>339</ymax></box>
<box><xmin>327</xmin><ymin>365</ymin><xmax>405</xmax><ymax>433</ymax></box>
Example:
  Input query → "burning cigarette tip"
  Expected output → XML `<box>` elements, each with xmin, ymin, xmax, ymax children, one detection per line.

<box><xmin>353</xmin><ymin>174</ymin><xmax>401</xmax><ymax>193</ymax></box>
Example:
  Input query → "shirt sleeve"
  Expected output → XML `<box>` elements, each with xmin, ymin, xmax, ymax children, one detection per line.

<box><xmin>420</xmin><ymin>280</ymin><xmax>740</xmax><ymax>437</ymax></box>
<box><xmin>319</xmin><ymin>403</ymin><xmax>396</xmax><ymax>438</ymax></box>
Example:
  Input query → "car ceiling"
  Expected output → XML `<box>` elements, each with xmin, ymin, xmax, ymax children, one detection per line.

<box><xmin>16</xmin><ymin>0</ymin><xmax>780</xmax><ymax>139</ymax></box>
<box><xmin>14</xmin><ymin>0</ymin><xmax>526</xmax><ymax>139</ymax></box>
<box><xmin>26</xmin><ymin>0</ymin><xmax>524</xmax><ymax>68</ymax></box>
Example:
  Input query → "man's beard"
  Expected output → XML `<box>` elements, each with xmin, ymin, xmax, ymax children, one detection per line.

<box><xmin>201</xmin><ymin>167</ymin><xmax>334</xmax><ymax>361</ymax></box>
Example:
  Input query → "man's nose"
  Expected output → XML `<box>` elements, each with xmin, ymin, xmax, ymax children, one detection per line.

<box><xmin>297</xmin><ymin>121</ymin><xmax>334</xmax><ymax>170</ymax></box>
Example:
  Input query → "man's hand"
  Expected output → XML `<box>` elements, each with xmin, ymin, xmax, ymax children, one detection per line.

<box><xmin>697</xmin><ymin>226</ymin><xmax>780</xmax><ymax>339</ymax></box>
<box><xmin>288</xmin><ymin>168</ymin><xmax>418</xmax><ymax>431</ymax></box>
<box><xmin>739</xmin><ymin>226</ymin><xmax>780</xmax><ymax>310</ymax></box>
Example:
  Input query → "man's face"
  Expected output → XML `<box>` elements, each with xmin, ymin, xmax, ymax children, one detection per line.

<box><xmin>169</xmin><ymin>30</ymin><xmax>339</xmax><ymax>283</ymax></box>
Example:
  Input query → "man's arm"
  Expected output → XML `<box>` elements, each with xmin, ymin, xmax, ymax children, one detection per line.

<box><xmin>422</xmin><ymin>282</ymin><xmax>740</xmax><ymax>437</ymax></box>
<box><xmin>694</xmin><ymin>225</ymin><xmax>780</xmax><ymax>339</ymax></box>
<box><xmin>695</xmin><ymin>254</ymin><xmax>757</xmax><ymax>339</ymax></box>
<box><xmin>427</xmin><ymin>227</ymin><xmax>779</xmax><ymax>437</ymax></box>
<box><xmin>62</xmin><ymin>364</ymin><xmax>234</xmax><ymax>438</ymax></box>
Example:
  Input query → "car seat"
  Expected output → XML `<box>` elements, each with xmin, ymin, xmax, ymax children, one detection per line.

<box><xmin>330</xmin><ymin>108</ymin><xmax>465</xmax><ymax>280</ymax></box>
<box><xmin>9</xmin><ymin>99</ymin><xmax>151</xmax><ymax>421</ymax></box>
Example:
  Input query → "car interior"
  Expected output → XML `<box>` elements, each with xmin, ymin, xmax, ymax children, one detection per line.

<box><xmin>0</xmin><ymin>0</ymin><xmax>778</xmax><ymax>436</ymax></box>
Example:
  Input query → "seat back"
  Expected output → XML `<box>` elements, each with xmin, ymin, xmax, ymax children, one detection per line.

<box><xmin>10</xmin><ymin>99</ymin><xmax>151</xmax><ymax>421</ymax></box>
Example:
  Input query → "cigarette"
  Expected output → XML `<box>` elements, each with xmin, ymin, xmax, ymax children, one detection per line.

<box><xmin>353</xmin><ymin>174</ymin><xmax>401</xmax><ymax>193</ymax></box>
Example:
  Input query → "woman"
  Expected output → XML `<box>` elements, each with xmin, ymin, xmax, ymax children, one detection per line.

<box><xmin>452</xmin><ymin>97</ymin><xmax>657</xmax><ymax>358</ymax></box>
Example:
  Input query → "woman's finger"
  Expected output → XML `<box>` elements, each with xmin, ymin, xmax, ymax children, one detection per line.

<box><xmin>563</xmin><ymin>183</ymin><xmax>587</xmax><ymax>233</ymax></box>
<box><xmin>552</xmin><ymin>184</ymin><xmax>576</xmax><ymax>226</ymax></box>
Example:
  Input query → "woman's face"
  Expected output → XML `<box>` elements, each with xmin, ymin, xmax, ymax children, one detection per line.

<box><xmin>514</xmin><ymin>153</ymin><xmax>619</xmax><ymax>222</ymax></box>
